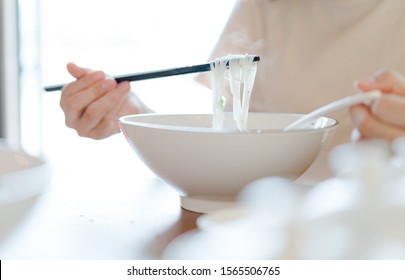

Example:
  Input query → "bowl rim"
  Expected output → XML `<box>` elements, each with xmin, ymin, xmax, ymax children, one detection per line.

<box><xmin>118</xmin><ymin>112</ymin><xmax>339</xmax><ymax>134</ymax></box>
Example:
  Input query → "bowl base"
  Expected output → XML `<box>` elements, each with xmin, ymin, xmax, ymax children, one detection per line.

<box><xmin>180</xmin><ymin>195</ymin><xmax>238</xmax><ymax>214</ymax></box>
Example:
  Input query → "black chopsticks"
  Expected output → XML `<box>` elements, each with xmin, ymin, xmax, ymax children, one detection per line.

<box><xmin>43</xmin><ymin>56</ymin><xmax>260</xmax><ymax>92</ymax></box>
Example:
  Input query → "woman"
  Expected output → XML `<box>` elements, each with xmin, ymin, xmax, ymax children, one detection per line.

<box><xmin>60</xmin><ymin>0</ymin><xmax>405</xmax><ymax>180</ymax></box>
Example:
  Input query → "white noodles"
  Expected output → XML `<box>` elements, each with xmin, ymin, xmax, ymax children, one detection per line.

<box><xmin>210</xmin><ymin>54</ymin><xmax>257</xmax><ymax>131</ymax></box>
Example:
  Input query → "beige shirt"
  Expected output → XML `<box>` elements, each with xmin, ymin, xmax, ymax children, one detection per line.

<box><xmin>200</xmin><ymin>0</ymin><xmax>405</xmax><ymax>183</ymax></box>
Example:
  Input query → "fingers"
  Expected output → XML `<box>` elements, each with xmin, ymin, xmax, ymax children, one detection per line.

<box><xmin>350</xmin><ymin>104</ymin><xmax>405</xmax><ymax>141</ymax></box>
<box><xmin>63</xmin><ymin>69</ymin><xmax>106</xmax><ymax>95</ymax></box>
<box><xmin>74</xmin><ymin>81</ymin><xmax>131</xmax><ymax>139</ymax></box>
<box><xmin>62</xmin><ymin>77</ymin><xmax>118</xmax><ymax>124</ymax></box>
<box><xmin>351</xmin><ymin>70</ymin><xmax>405</xmax><ymax>141</ymax></box>
<box><xmin>60</xmin><ymin>62</ymin><xmax>135</xmax><ymax>139</ymax></box>
<box><xmin>355</xmin><ymin>70</ymin><xmax>405</xmax><ymax>96</ymax></box>
<box><xmin>370</xmin><ymin>94</ymin><xmax>405</xmax><ymax>128</ymax></box>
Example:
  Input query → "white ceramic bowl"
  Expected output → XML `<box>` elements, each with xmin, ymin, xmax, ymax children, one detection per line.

<box><xmin>119</xmin><ymin>113</ymin><xmax>337</xmax><ymax>213</ymax></box>
<box><xmin>0</xmin><ymin>146</ymin><xmax>51</xmax><ymax>242</ymax></box>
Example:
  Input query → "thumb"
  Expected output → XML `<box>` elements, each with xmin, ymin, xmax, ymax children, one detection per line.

<box><xmin>66</xmin><ymin>62</ymin><xmax>91</xmax><ymax>79</ymax></box>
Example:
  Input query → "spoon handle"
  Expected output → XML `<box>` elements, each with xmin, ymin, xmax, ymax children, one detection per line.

<box><xmin>283</xmin><ymin>90</ymin><xmax>382</xmax><ymax>131</ymax></box>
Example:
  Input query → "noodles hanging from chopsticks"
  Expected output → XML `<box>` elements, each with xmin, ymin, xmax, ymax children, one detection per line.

<box><xmin>210</xmin><ymin>54</ymin><xmax>257</xmax><ymax>131</ymax></box>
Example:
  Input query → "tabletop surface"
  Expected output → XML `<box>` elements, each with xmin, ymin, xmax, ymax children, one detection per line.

<box><xmin>2</xmin><ymin>128</ymin><xmax>404</xmax><ymax>260</ymax></box>
<box><xmin>0</xmin><ymin>135</ymin><xmax>202</xmax><ymax>259</ymax></box>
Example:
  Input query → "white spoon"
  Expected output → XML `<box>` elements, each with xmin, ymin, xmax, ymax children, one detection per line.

<box><xmin>283</xmin><ymin>90</ymin><xmax>383</xmax><ymax>131</ymax></box>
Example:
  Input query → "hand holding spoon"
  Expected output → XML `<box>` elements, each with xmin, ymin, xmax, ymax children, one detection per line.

<box><xmin>283</xmin><ymin>90</ymin><xmax>383</xmax><ymax>131</ymax></box>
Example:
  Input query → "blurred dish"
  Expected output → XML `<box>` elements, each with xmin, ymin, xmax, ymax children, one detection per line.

<box><xmin>0</xmin><ymin>146</ymin><xmax>51</xmax><ymax>204</ymax></box>
<box><xmin>0</xmin><ymin>146</ymin><xmax>51</xmax><ymax>242</ymax></box>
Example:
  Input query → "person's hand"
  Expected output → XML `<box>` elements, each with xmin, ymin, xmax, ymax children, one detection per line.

<box><xmin>60</xmin><ymin>63</ymin><xmax>149</xmax><ymax>139</ymax></box>
<box><xmin>350</xmin><ymin>70</ymin><xmax>405</xmax><ymax>141</ymax></box>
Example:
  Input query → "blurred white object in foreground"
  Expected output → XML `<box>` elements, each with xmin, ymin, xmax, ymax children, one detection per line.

<box><xmin>164</xmin><ymin>137</ymin><xmax>405</xmax><ymax>259</ymax></box>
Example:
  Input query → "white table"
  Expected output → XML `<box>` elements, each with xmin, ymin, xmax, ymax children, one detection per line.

<box><xmin>0</xmin><ymin>135</ymin><xmax>201</xmax><ymax>259</ymax></box>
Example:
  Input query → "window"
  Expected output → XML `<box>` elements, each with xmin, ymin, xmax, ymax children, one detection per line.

<box><xmin>17</xmin><ymin>0</ymin><xmax>236</xmax><ymax>160</ymax></box>
<box><xmin>0</xmin><ymin>0</ymin><xmax>20</xmax><ymax>148</ymax></box>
